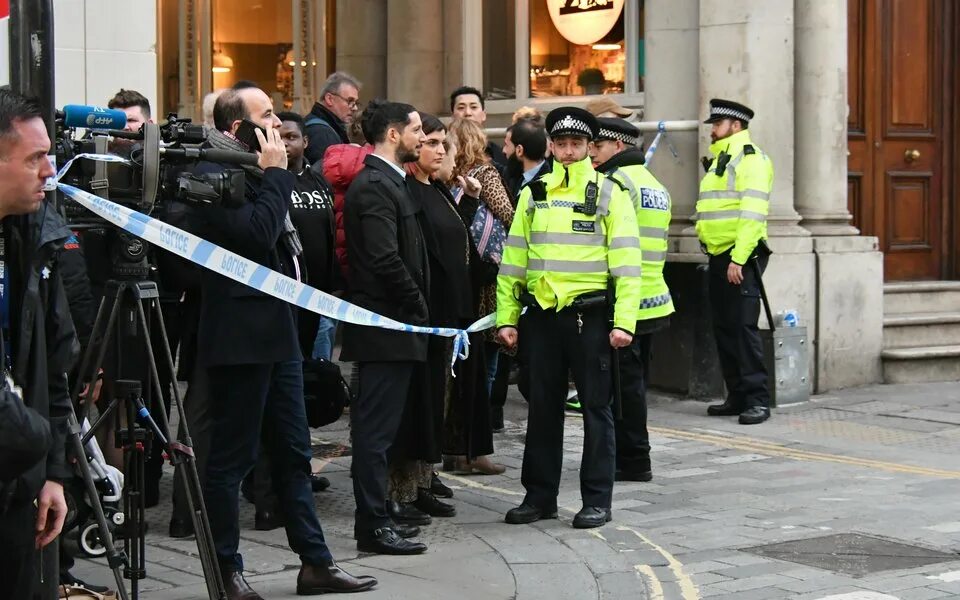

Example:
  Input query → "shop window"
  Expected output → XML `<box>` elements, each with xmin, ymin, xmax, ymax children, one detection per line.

<box><xmin>483</xmin><ymin>0</ymin><xmax>517</xmax><ymax>100</ymax></box>
<box><xmin>477</xmin><ymin>0</ymin><xmax>644</xmax><ymax>106</ymax></box>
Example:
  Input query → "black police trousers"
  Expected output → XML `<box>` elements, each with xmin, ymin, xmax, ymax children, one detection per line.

<box><xmin>708</xmin><ymin>251</ymin><xmax>770</xmax><ymax>409</ymax></box>
<box><xmin>615</xmin><ymin>333</ymin><xmax>652</xmax><ymax>474</ymax></box>
<box><xmin>521</xmin><ymin>302</ymin><xmax>615</xmax><ymax>510</ymax></box>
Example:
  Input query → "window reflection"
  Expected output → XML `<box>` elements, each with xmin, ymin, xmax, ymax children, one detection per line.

<box><xmin>483</xmin><ymin>0</ymin><xmax>517</xmax><ymax>100</ymax></box>
<box><xmin>530</xmin><ymin>0</ymin><xmax>631</xmax><ymax>97</ymax></box>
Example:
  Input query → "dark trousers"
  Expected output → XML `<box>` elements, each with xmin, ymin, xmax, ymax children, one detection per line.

<box><xmin>351</xmin><ymin>361</ymin><xmax>417</xmax><ymax>531</ymax></box>
<box><xmin>490</xmin><ymin>352</ymin><xmax>511</xmax><ymax>409</ymax></box>
<box><xmin>172</xmin><ymin>366</ymin><xmax>212</xmax><ymax>522</ymax></box>
<box><xmin>521</xmin><ymin>304</ymin><xmax>615</xmax><ymax>510</ymax></box>
<box><xmin>708</xmin><ymin>252</ymin><xmax>770</xmax><ymax>409</ymax></box>
<box><xmin>615</xmin><ymin>333</ymin><xmax>652</xmax><ymax>473</ymax></box>
<box><xmin>204</xmin><ymin>361</ymin><xmax>332</xmax><ymax>572</ymax></box>
<box><xmin>0</xmin><ymin>503</ymin><xmax>58</xmax><ymax>600</ymax></box>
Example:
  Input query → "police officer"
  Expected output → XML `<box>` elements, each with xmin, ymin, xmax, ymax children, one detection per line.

<box><xmin>591</xmin><ymin>117</ymin><xmax>674</xmax><ymax>481</ymax></box>
<box><xmin>496</xmin><ymin>107</ymin><xmax>643</xmax><ymax>529</ymax></box>
<box><xmin>696</xmin><ymin>99</ymin><xmax>774</xmax><ymax>425</ymax></box>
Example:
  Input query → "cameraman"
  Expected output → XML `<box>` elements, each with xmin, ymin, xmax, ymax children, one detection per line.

<box><xmin>0</xmin><ymin>88</ymin><xmax>78</xmax><ymax>599</ymax></box>
<box><xmin>188</xmin><ymin>86</ymin><xmax>376</xmax><ymax>598</ymax></box>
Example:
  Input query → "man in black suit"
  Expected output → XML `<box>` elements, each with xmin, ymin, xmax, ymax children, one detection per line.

<box><xmin>190</xmin><ymin>87</ymin><xmax>376</xmax><ymax>599</ymax></box>
<box><xmin>341</xmin><ymin>99</ymin><xmax>430</xmax><ymax>555</ymax></box>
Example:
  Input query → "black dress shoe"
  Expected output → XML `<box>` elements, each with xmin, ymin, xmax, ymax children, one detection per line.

<box><xmin>505</xmin><ymin>503</ymin><xmax>558</xmax><ymax>525</ymax></box>
<box><xmin>707</xmin><ymin>400</ymin><xmax>743</xmax><ymax>416</ymax></box>
<box><xmin>430</xmin><ymin>472</ymin><xmax>454</xmax><ymax>499</ymax></box>
<box><xmin>572</xmin><ymin>506</ymin><xmax>612</xmax><ymax>529</ymax></box>
<box><xmin>413</xmin><ymin>489</ymin><xmax>456</xmax><ymax>517</ymax></box>
<box><xmin>356</xmin><ymin>527</ymin><xmax>427</xmax><ymax>555</ymax></box>
<box><xmin>387</xmin><ymin>500</ymin><xmax>432</xmax><ymax>525</ymax></box>
<box><xmin>296</xmin><ymin>562</ymin><xmax>377</xmax><ymax>595</ymax></box>
<box><xmin>739</xmin><ymin>406</ymin><xmax>771</xmax><ymax>425</ymax></box>
<box><xmin>60</xmin><ymin>573</ymin><xmax>111</xmax><ymax>594</ymax></box>
<box><xmin>310</xmin><ymin>473</ymin><xmax>330</xmax><ymax>492</ymax></box>
<box><xmin>254</xmin><ymin>509</ymin><xmax>284</xmax><ymax>531</ymax></box>
<box><xmin>615</xmin><ymin>470</ymin><xmax>653</xmax><ymax>482</ymax></box>
<box><xmin>354</xmin><ymin>521</ymin><xmax>420</xmax><ymax>540</ymax></box>
<box><xmin>168</xmin><ymin>515</ymin><xmax>194</xmax><ymax>538</ymax></box>
<box><xmin>222</xmin><ymin>570</ymin><xmax>264</xmax><ymax>600</ymax></box>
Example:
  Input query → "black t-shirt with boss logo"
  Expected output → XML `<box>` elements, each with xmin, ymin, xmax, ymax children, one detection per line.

<box><xmin>289</xmin><ymin>164</ymin><xmax>337</xmax><ymax>291</ymax></box>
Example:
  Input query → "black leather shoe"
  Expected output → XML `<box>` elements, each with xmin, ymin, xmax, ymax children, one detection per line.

<box><xmin>739</xmin><ymin>406</ymin><xmax>771</xmax><ymax>425</ymax></box>
<box><xmin>387</xmin><ymin>500</ymin><xmax>432</xmax><ymax>525</ymax></box>
<box><xmin>222</xmin><ymin>570</ymin><xmax>264</xmax><ymax>600</ymax></box>
<box><xmin>310</xmin><ymin>473</ymin><xmax>330</xmax><ymax>492</ymax></box>
<box><xmin>254</xmin><ymin>509</ymin><xmax>284</xmax><ymax>531</ymax></box>
<box><xmin>615</xmin><ymin>470</ymin><xmax>653</xmax><ymax>482</ymax></box>
<box><xmin>572</xmin><ymin>506</ymin><xmax>612</xmax><ymax>529</ymax></box>
<box><xmin>354</xmin><ymin>521</ymin><xmax>420</xmax><ymax>540</ymax></box>
<box><xmin>356</xmin><ymin>527</ymin><xmax>427</xmax><ymax>555</ymax></box>
<box><xmin>414</xmin><ymin>489</ymin><xmax>456</xmax><ymax>517</ymax></box>
<box><xmin>168</xmin><ymin>515</ymin><xmax>194</xmax><ymax>538</ymax></box>
<box><xmin>296</xmin><ymin>562</ymin><xmax>377</xmax><ymax>595</ymax></box>
<box><xmin>430</xmin><ymin>472</ymin><xmax>454</xmax><ymax>499</ymax></box>
<box><xmin>707</xmin><ymin>400</ymin><xmax>743</xmax><ymax>416</ymax></box>
<box><xmin>504</xmin><ymin>503</ymin><xmax>558</xmax><ymax>525</ymax></box>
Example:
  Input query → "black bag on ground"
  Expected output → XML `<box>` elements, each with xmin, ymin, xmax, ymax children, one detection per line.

<box><xmin>302</xmin><ymin>358</ymin><xmax>349</xmax><ymax>428</ymax></box>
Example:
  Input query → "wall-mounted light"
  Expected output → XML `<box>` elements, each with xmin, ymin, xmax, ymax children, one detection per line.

<box><xmin>212</xmin><ymin>47</ymin><xmax>233</xmax><ymax>73</ymax></box>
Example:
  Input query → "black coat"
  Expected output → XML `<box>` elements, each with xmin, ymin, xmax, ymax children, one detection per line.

<box><xmin>304</xmin><ymin>103</ymin><xmax>349</xmax><ymax>167</ymax></box>
<box><xmin>0</xmin><ymin>207</ymin><xmax>79</xmax><ymax>516</ymax></box>
<box><xmin>340</xmin><ymin>155</ymin><xmax>430</xmax><ymax>363</ymax></box>
<box><xmin>188</xmin><ymin>162</ymin><xmax>302</xmax><ymax>367</ymax></box>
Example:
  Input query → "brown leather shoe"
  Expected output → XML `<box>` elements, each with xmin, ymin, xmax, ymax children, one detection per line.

<box><xmin>222</xmin><ymin>571</ymin><xmax>264</xmax><ymax>600</ymax></box>
<box><xmin>467</xmin><ymin>455</ymin><xmax>506</xmax><ymax>475</ymax></box>
<box><xmin>296</xmin><ymin>562</ymin><xmax>378</xmax><ymax>595</ymax></box>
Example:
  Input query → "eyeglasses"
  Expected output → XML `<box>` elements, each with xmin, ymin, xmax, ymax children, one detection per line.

<box><xmin>328</xmin><ymin>92</ymin><xmax>360</xmax><ymax>108</ymax></box>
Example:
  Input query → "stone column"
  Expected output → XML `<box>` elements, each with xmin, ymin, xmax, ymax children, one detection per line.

<box><xmin>336</xmin><ymin>0</ymin><xmax>387</xmax><ymax>101</ymax></box>
<box><xmin>387</xmin><ymin>0</ymin><xmax>444</xmax><ymax>114</ymax></box>
<box><xmin>643</xmin><ymin>0</ymin><xmax>700</xmax><ymax>236</ymax></box>
<box><xmin>698</xmin><ymin>0</ymin><xmax>806</xmax><ymax>238</ymax></box>
<box><xmin>794</xmin><ymin>0</ymin><xmax>858</xmax><ymax>235</ymax></box>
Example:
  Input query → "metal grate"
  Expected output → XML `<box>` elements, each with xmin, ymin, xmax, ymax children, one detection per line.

<box><xmin>744</xmin><ymin>533</ymin><xmax>959</xmax><ymax>577</ymax></box>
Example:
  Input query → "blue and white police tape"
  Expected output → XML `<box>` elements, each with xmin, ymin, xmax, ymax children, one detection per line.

<box><xmin>643</xmin><ymin>121</ymin><xmax>667</xmax><ymax>165</ymax></box>
<box><xmin>54</xmin><ymin>154</ymin><xmax>496</xmax><ymax>371</ymax></box>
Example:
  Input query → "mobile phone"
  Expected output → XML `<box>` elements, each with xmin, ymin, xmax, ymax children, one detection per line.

<box><xmin>235</xmin><ymin>118</ymin><xmax>265</xmax><ymax>153</ymax></box>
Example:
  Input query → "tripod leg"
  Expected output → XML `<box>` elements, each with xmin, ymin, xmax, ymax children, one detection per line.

<box><xmin>66</xmin><ymin>411</ymin><xmax>130</xmax><ymax>600</ymax></box>
<box><xmin>135</xmin><ymin>296</ymin><xmax>226</xmax><ymax>600</ymax></box>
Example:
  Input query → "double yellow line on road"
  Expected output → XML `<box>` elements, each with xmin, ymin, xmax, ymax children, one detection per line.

<box><xmin>650</xmin><ymin>426</ymin><xmax>960</xmax><ymax>478</ymax></box>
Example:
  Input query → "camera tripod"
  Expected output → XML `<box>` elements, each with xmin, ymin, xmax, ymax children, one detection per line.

<box><xmin>69</xmin><ymin>279</ymin><xmax>225</xmax><ymax>600</ymax></box>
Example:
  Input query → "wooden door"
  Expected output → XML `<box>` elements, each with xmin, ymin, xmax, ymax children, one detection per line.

<box><xmin>848</xmin><ymin>0</ymin><xmax>955</xmax><ymax>281</ymax></box>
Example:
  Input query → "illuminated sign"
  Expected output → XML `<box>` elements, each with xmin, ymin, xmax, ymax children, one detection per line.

<box><xmin>547</xmin><ymin>0</ymin><xmax>625</xmax><ymax>46</ymax></box>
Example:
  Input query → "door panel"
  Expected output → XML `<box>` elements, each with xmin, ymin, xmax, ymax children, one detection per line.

<box><xmin>848</xmin><ymin>0</ymin><xmax>953</xmax><ymax>281</ymax></box>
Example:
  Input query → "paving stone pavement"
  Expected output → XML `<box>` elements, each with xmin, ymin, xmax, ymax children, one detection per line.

<box><xmin>72</xmin><ymin>381</ymin><xmax>960</xmax><ymax>599</ymax></box>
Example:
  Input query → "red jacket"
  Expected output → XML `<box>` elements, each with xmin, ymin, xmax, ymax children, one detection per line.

<box><xmin>322</xmin><ymin>143</ymin><xmax>374</xmax><ymax>278</ymax></box>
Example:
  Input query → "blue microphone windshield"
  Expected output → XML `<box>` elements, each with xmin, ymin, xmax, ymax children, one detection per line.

<box><xmin>63</xmin><ymin>105</ymin><xmax>128</xmax><ymax>130</ymax></box>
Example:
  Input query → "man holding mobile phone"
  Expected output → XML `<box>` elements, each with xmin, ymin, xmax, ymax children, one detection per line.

<box><xmin>186</xmin><ymin>86</ymin><xmax>377</xmax><ymax>599</ymax></box>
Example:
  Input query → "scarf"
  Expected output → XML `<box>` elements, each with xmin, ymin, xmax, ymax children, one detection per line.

<box><xmin>206</xmin><ymin>129</ymin><xmax>303</xmax><ymax>257</ymax></box>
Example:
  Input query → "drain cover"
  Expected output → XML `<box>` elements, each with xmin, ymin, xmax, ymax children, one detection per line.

<box><xmin>744</xmin><ymin>533</ymin><xmax>958</xmax><ymax>577</ymax></box>
<box><xmin>313</xmin><ymin>442</ymin><xmax>351</xmax><ymax>459</ymax></box>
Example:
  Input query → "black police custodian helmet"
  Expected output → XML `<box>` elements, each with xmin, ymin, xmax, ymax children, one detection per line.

<box><xmin>704</xmin><ymin>98</ymin><xmax>755</xmax><ymax>124</ymax></box>
<box><xmin>595</xmin><ymin>117</ymin><xmax>640</xmax><ymax>146</ymax></box>
<box><xmin>546</xmin><ymin>107</ymin><xmax>599</xmax><ymax>140</ymax></box>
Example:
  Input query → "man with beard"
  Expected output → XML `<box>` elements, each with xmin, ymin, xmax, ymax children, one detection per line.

<box><xmin>341</xmin><ymin>99</ymin><xmax>431</xmax><ymax>555</ymax></box>
<box><xmin>502</xmin><ymin>118</ymin><xmax>549</xmax><ymax>202</ymax></box>
<box><xmin>697</xmin><ymin>99</ymin><xmax>774</xmax><ymax>425</ymax></box>
<box><xmin>591</xmin><ymin>117</ymin><xmax>674</xmax><ymax>482</ymax></box>
<box><xmin>189</xmin><ymin>86</ymin><xmax>377</xmax><ymax>598</ymax></box>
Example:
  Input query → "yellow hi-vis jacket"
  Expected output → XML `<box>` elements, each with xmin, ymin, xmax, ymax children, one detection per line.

<box><xmin>695</xmin><ymin>129</ymin><xmax>774</xmax><ymax>265</ymax></box>
<box><xmin>496</xmin><ymin>157</ymin><xmax>644</xmax><ymax>334</ymax></box>
<box><xmin>606</xmin><ymin>164</ymin><xmax>675</xmax><ymax>321</ymax></box>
